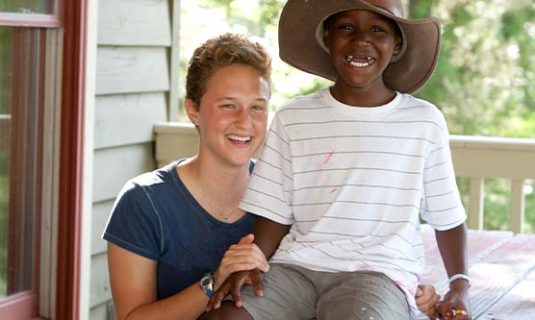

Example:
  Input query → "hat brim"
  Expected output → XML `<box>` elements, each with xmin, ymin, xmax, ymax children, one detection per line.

<box><xmin>278</xmin><ymin>0</ymin><xmax>441</xmax><ymax>93</ymax></box>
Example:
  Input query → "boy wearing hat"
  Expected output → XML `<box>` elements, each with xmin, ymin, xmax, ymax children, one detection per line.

<box><xmin>206</xmin><ymin>1</ymin><xmax>470</xmax><ymax>319</ymax></box>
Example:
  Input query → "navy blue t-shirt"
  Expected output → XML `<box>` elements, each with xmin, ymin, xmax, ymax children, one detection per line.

<box><xmin>103</xmin><ymin>160</ymin><xmax>256</xmax><ymax>299</ymax></box>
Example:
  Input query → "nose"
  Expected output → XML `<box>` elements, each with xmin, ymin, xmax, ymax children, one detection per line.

<box><xmin>351</xmin><ymin>30</ymin><xmax>369</xmax><ymax>44</ymax></box>
<box><xmin>235</xmin><ymin>107</ymin><xmax>252</xmax><ymax>129</ymax></box>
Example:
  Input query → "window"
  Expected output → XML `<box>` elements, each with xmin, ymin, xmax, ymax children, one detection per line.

<box><xmin>0</xmin><ymin>1</ymin><xmax>78</xmax><ymax>319</ymax></box>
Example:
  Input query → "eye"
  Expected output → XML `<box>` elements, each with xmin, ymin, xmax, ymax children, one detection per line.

<box><xmin>220</xmin><ymin>103</ymin><xmax>235</xmax><ymax>109</ymax></box>
<box><xmin>371</xmin><ymin>26</ymin><xmax>385</xmax><ymax>32</ymax></box>
<box><xmin>251</xmin><ymin>104</ymin><xmax>266</xmax><ymax>112</ymax></box>
<box><xmin>337</xmin><ymin>23</ymin><xmax>353</xmax><ymax>31</ymax></box>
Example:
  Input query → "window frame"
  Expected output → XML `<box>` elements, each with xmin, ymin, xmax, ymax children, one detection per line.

<box><xmin>0</xmin><ymin>0</ymin><xmax>87</xmax><ymax>319</ymax></box>
<box><xmin>0</xmin><ymin>1</ymin><xmax>61</xmax><ymax>28</ymax></box>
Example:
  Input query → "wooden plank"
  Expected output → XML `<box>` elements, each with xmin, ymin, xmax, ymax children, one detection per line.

<box><xmin>154</xmin><ymin>122</ymin><xmax>199</xmax><ymax>167</ymax></box>
<box><xmin>468</xmin><ymin>178</ymin><xmax>485</xmax><ymax>230</ymax></box>
<box><xmin>98</xmin><ymin>0</ymin><xmax>171</xmax><ymax>46</ymax></box>
<box><xmin>467</xmin><ymin>235</ymin><xmax>535</xmax><ymax>318</ymax></box>
<box><xmin>95</xmin><ymin>93</ymin><xmax>167</xmax><ymax>149</ymax></box>
<box><xmin>451</xmin><ymin>145</ymin><xmax>535</xmax><ymax>180</ymax></box>
<box><xmin>421</xmin><ymin>227</ymin><xmax>535</xmax><ymax>318</ymax></box>
<box><xmin>420</xmin><ymin>226</ymin><xmax>513</xmax><ymax>286</ymax></box>
<box><xmin>89</xmin><ymin>302</ymin><xmax>108</xmax><ymax>320</ymax></box>
<box><xmin>90</xmin><ymin>253</ymin><xmax>112</xmax><ymax>307</ymax></box>
<box><xmin>96</xmin><ymin>46</ymin><xmax>170</xmax><ymax>95</ymax></box>
<box><xmin>91</xmin><ymin>200</ymin><xmax>115</xmax><ymax>255</ymax></box>
<box><xmin>510</xmin><ymin>179</ymin><xmax>525</xmax><ymax>233</ymax></box>
<box><xmin>479</xmin><ymin>267</ymin><xmax>535</xmax><ymax>320</ymax></box>
<box><xmin>168</xmin><ymin>0</ymin><xmax>182</xmax><ymax>121</ymax></box>
<box><xmin>93</xmin><ymin>143</ymin><xmax>155</xmax><ymax>202</ymax></box>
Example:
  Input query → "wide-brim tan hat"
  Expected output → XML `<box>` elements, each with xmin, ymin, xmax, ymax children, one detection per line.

<box><xmin>278</xmin><ymin>0</ymin><xmax>441</xmax><ymax>93</ymax></box>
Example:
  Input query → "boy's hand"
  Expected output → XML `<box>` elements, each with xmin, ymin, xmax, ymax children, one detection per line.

<box><xmin>415</xmin><ymin>284</ymin><xmax>440</xmax><ymax>319</ymax></box>
<box><xmin>436</xmin><ymin>281</ymin><xmax>471</xmax><ymax>320</ymax></box>
<box><xmin>207</xmin><ymin>269</ymin><xmax>263</xmax><ymax>311</ymax></box>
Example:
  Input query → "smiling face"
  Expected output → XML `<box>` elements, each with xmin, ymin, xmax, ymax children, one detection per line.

<box><xmin>186</xmin><ymin>63</ymin><xmax>269</xmax><ymax>168</ymax></box>
<box><xmin>323</xmin><ymin>9</ymin><xmax>402</xmax><ymax>104</ymax></box>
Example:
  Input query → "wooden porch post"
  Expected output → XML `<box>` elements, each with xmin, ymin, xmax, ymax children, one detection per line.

<box><xmin>56</xmin><ymin>0</ymin><xmax>87</xmax><ymax>319</ymax></box>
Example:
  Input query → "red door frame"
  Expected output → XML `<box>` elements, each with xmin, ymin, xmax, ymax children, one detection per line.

<box><xmin>0</xmin><ymin>0</ymin><xmax>87</xmax><ymax>318</ymax></box>
<box><xmin>56</xmin><ymin>0</ymin><xmax>87</xmax><ymax>319</ymax></box>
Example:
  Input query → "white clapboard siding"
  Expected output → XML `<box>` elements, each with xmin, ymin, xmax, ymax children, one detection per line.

<box><xmin>95</xmin><ymin>93</ymin><xmax>167</xmax><ymax>149</ymax></box>
<box><xmin>89</xmin><ymin>303</ymin><xmax>108</xmax><ymax>320</ymax></box>
<box><xmin>96</xmin><ymin>47</ymin><xmax>170</xmax><ymax>95</ymax></box>
<box><xmin>93</xmin><ymin>143</ymin><xmax>155</xmax><ymax>203</ymax></box>
<box><xmin>98</xmin><ymin>0</ymin><xmax>171</xmax><ymax>46</ymax></box>
<box><xmin>90</xmin><ymin>253</ymin><xmax>112</xmax><ymax>307</ymax></box>
<box><xmin>92</xmin><ymin>200</ymin><xmax>115</xmax><ymax>255</ymax></box>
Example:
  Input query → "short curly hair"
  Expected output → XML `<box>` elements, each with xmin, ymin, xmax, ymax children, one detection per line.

<box><xmin>185</xmin><ymin>33</ymin><xmax>272</xmax><ymax>107</ymax></box>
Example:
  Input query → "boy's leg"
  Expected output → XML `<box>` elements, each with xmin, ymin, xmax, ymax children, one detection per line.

<box><xmin>316</xmin><ymin>271</ymin><xmax>409</xmax><ymax>320</ymax></box>
<box><xmin>225</xmin><ymin>263</ymin><xmax>317</xmax><ymax>320</ymax></box>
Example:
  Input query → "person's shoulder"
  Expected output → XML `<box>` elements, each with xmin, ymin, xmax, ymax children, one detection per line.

<box><xmin>273</xmin><ymin>89</ymin><xmax>330</xmax><ymax>126</ymax></box>
<box><xmin>279</xmin><ymin>88</ymin><xmax>328</xmax><ymax>110</ymax></box>
<box><xmin>398</xmin><ymin>93</ymin><xmax>446</xmax><ymax>122</ymax></box>
<box><xmin>124</xmin><ymin>161</ymin><xmax>176</xmax><ymax>192</ymax></box>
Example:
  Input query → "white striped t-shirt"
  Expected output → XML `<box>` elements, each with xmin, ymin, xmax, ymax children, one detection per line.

<box><xmin>240</xmin><ymin>88</ymin><xmax>466</xmax><ymax>318</ymax></box>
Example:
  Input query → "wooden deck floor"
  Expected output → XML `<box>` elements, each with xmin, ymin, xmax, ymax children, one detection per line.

<box><xmin>421</xmin><ymin>226</ymin><xmax>535</xmax><ymax>320</ymax></box>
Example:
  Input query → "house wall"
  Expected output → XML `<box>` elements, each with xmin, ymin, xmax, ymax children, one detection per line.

<box><xmin>89</xmin><ymin>0</ymin><xmax>176</xmax><ymax>318</ymax></box>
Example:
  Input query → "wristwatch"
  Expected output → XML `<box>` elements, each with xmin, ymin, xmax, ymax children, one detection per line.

<box><xmin>200</xmin><ymin>272</ymin><xmax>215</xmax><ymax>298</ymax></box>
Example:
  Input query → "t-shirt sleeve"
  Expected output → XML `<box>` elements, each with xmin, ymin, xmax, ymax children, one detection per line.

<box><xmin>421</xmin><ymin>116</ymin><xmax>467</xmax><ymax>230</ymax></box>
<box><xmin>240</xmin><ymin>113</ymin><xmax>294</xmax><ymax>225</ymax></box>
<box><xmin>102</xmin><ymin>180</ymin><xmax>163</xmax><ymax>260</ymax></box>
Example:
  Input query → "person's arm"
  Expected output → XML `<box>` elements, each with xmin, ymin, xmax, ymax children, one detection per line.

<box><xmin>251</xmin><ymin>216</ymin><xmax>292</xmax><ymax>259</ymax></box>
<box><xmin>415</xmin><ymin>284</ymin><xmax>440</xmax><ymax>319</ymax></box>
<box><xmin>435</xmin><ymin>223</ymin><xmax>471</xmax><ymax>319</ymax></box>
<box><xmin>109</xmin><ymin>234</ymin><xmax>269</xmax><ymax>320</ymax></box>
<box><xmin>207</xmin><ymin>217</ymin><xmax>291</xmax><ymax>310</ymax></box>
<box><xmin>108</xmin><ymin>243</ymin><xmax>209</xmax><ymax>320</ymax></box>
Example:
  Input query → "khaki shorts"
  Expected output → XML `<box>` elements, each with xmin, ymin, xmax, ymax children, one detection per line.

<box><xmin>240</xmin><ymin>263</ymin><xmax>409</xmax><ymax>320</ymax></box>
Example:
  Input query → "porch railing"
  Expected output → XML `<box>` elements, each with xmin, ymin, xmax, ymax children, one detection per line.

<box><xmin>154</xmin><ymin>123</ymin><xmax>535</xmax><ymax>233</ymax></box>
<box><xmin>450</xmin><ymin>135</ymin><xmax>535</xmax><ymax>233</ymax></box>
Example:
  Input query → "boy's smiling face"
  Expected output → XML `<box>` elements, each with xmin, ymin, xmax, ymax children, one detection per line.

<box><xmin>323</xmin><ymin>9</ymin><xmax>402</xmax><ymax>103</ymax></box>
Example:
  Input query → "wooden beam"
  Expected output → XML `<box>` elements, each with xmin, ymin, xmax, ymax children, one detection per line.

<box><xmin>467</xmin><ymin>178</ymin><xmax>484</xmax><ymax>230</ymax></box>
<box><xmin>510</xmin><ymin>179</ymin><xmax>525</xmax><ymax>234</ymax></box>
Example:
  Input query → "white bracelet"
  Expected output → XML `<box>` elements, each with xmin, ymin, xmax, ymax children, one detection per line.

<box><xmin>448</xmin><ymin>273</ymin><xmax>470</xmax><ymax>287</ymax></box>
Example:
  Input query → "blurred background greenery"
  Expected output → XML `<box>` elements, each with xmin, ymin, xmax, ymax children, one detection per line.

<box><xmin>179</xmin><ymin>0</ymin><xmax>535</xmax><ymax>232</ymax></box>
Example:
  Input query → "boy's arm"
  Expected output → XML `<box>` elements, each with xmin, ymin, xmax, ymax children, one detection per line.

<box><xmin>207</xmin><ymin>217</ymin><xmax>291</xmax><ymax>310</ymax></box>
<box><xmin>435</xmin><ymin>223</ymin><xmax>471</xmax><ymax>319</ymax></box>
<box><xmin>252</xmin><ymin>217</ymin><xmax>292</xmax><ymax>259</ymax></box>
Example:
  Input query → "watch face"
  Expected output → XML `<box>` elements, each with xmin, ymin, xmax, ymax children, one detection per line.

<box><xmin>201</xmin><ymin>273</ymin><xmax>214</xmax><ymax>289</ymax></box>
<box><xmin>201</xmin><ymin>276</ymin><xmax>211</xmax><ymax>286</ymax></box>
<box><xmin>200</xmin><ymin>273</ymin><xmax>215</xmax><ymax>297</ymax></box>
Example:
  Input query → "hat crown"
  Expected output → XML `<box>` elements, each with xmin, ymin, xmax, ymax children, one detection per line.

<box><xmin>364</xmin><ymin>0</ymin><xmax>405</xmax><ymax>18</ymax></box>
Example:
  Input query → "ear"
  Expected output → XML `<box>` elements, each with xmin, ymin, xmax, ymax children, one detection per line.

<box><xmin>185</xmin><ymin>98</ymin><xmax>200</xmax><ymax>126</ymax></box>
<box><xmin>323</xmin><ymin>30</ymin><xmax>331</xmax><ymax>49</ymax></box>
<box><xmin>392</xmin><ymin>36</ymin><xmax>402</xmax><ymax>58</ymax></box>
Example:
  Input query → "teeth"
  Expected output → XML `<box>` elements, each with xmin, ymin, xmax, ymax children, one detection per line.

<box><xmin>345</xmin><ymin>55</ymin><xmax>374</xmax><ymax>68</ymax></box>
<box><xmin>228</xmin><ymin>135</ymin><xmax>251</xmax><ymax>142</ymax></box>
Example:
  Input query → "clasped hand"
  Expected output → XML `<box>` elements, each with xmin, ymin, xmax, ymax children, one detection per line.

<box><xmin>211</xmin><ymin>233</ymin><xmax>269</xmax><ymax>307</ymax></box>
<box><xmin>207</xmin><ymin>269</ymin><xmax>263</xmax><ymax>311</ymax></box>
<box><xmin>435</xmin><ymin>286</ymin><xmax>471</xmax><ymax>320</ymax></box>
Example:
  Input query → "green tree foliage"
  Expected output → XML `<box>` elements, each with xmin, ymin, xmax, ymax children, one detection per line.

<box><xmin>418</xmin><ymin>0</ymin><xmax>534</xmax><ymax>138</ymax></box>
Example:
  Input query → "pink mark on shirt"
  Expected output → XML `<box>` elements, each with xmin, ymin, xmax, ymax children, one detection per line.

<box><xmin>322</xmin><ymin>151</ymin><xmax>334</xmax><ymax>165</ymax></box>
<box><xmin>330</xmin><ymin>188</ymin><xmax>337</xmax><ymax>193</ymax></box>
